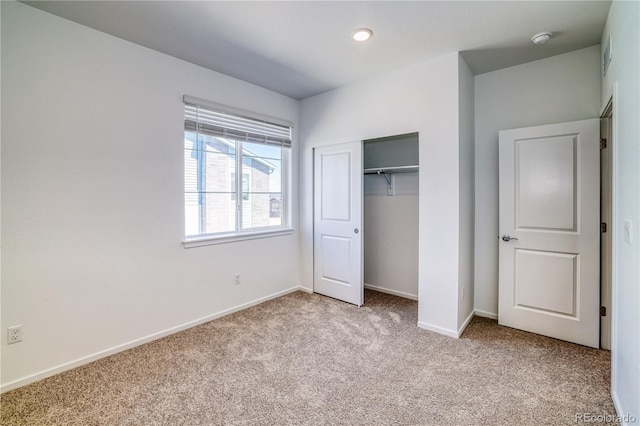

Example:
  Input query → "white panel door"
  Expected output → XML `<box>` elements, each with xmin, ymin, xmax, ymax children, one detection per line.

<box><xmin>498</xmin><ymin>119</ymin><xmax>600</xmax><ymax>348</ymax></box>
<box><xmin>314</xmin><ymin>142</ymin><xmax>363</xmax><ymax>306</ymax></box>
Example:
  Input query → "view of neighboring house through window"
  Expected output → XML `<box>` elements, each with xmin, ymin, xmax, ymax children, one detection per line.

<box><xmin>184</xmin><ymin>97</ymin><xmax>291</xmax><ymax>239</ymax></box>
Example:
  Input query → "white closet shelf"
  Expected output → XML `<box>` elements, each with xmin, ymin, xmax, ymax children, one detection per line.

<box><xmin>363</xmin><ymin>165</ymin><xmax>419</xmax><ymax>174</ymax></box>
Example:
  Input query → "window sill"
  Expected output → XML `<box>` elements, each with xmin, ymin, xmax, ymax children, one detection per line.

<box><xmin>182</xmin><ymin>228</ymin><xmax>294</xmax><ymax>248</ymax></box>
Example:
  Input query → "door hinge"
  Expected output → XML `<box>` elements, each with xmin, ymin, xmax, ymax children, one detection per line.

<box><xmin>601</xmin><ymin>222</ymin><xmax>607</xmax><ymax>233</ymax></box>
<box><xmin>600</xmin><ymin>138</ymin><xmax>608</xmax><ymax>149</ymax></box>
<box><xmin>600</xmin><ymin>306</ymin><xmax>607</xmax><ymax>317</ymax></box>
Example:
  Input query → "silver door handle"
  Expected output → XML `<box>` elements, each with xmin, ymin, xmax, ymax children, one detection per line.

<box><xmin>501</xmin><ymin>235</ymin><xmax>518</xmax><ymax>242</ymax></box>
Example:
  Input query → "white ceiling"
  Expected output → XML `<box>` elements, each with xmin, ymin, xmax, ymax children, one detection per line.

<box><xmin>23</xmin><ymin>1</ymin><xmax>611</xmax><ymax>100</ymax></box>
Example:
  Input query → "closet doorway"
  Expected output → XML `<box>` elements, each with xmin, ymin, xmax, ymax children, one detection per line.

<box><xmin>363</xmin><ymin>133</ymin><xmax>419</xmax><ymax>301</ymax></box>
<box><xmin>312</xmin><ymin>133</ymin><xmax>419</xmax><ymax>306</ymax></box>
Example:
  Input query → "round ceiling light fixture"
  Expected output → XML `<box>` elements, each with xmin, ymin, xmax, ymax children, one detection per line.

<box><xmin>352</xmin><ymin>28</ymin><xmax>373</xmax><ymax>42</ymax></box>
<box><xmin>531</xmin><ymin>31</ymin><xmax>553</xmax><ymax>45</ymax></box>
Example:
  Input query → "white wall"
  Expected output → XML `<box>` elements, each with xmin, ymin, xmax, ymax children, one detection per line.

<box><xmin>300</xmin><ymin>53</ymin><xmax>474</xmax><ymax>337</ymax></box>
<box><xmin>473</xmin><ymin>46</ymin><xmax>601</xmax><ymax>317</ymax></box>
<box><xmin>458</xmin><ymin>57</ymin><xmax>475</xmax><ymax>328</ymax></box>
<box><xmin>364</xmin><ymin>172</ymin><xmax>419</xmax><ymax>299</ymax></box>
<box><xmin>0</xmin><ymin>2</ymin><xmax>300</xmax><ymax>391</ymax></box>
<box><xmin>601</xmin><ymin>1</ymin><xmax>640</xmax><ymax>421</ymax></box>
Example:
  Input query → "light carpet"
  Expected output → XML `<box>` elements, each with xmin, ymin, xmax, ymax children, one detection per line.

<box><xmin>1</xmin><ymin>290</ymin><xmax>616</xmax><ymax>425</ymax></box>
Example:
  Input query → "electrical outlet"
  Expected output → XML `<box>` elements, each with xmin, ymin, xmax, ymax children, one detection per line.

<box><xmin>234</xmin><ymin>273</ymin><xmax>241</xmax><ymax>285</ymax></box>
<box><xmin>7</xmin><ymin>325</ymin><xmax>23</xmax><ymax>345</ymax></box>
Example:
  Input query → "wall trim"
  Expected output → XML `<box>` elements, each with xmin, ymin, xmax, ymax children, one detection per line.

<box><xmin>474</xmin><ymin>309</ymin><xmax>498</xmax><ymax>320</ymax></box>
<box><xmin>457</xmin><ymin>310</ymin><xmax>475</xmax><ymax>337</ymax></box>
<box><xmin>417</xmin><ymin>321</ymin><xmax>459</xmax><ymax>339</ymax></box>
<box><xmin>611</xmin><ymin>390</ymin><xmax>636</xmax><ymax>425</ymax></box>
<box><xmin>417</xmin><ymin>311</ymin><xmax>477</xmax><ymax>339</ymax></box>
<box><xmin>607</xmin><ymin>83</ymin><xmax>620</xmax><ymax>411</ymax></box>
<box><xmin>364</xmin><ymin>284</ymin><xmax>418</xmax><ymax>301</ymax></box>
<box><xmin>1</xmin><ymin>286</ymin><xmax>306</xmax><ymax>394</ymax></box>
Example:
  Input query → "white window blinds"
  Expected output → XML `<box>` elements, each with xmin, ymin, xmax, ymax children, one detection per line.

<box><xmin>183</xmin><ymin>95</ymin><xmax>292</xmax><ymax>147</ymax></box>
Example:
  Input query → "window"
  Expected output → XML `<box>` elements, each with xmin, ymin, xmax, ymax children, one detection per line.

<box><xmin>230</xmin><ymin>173</ymin><xmax>250</xmax><ymax>201</ymax></box>
<box><xmin>183</xmin><ymin>96</ymin><xmax>292</xmax><ymax>243</ymax></box>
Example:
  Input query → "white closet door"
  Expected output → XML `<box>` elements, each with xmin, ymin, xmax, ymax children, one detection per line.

<box><xmin>313</xmin><ymin>142</ymin><xmax>363</xmax><ymax>306</ymax></box>
<box><xmin>498</xmin><ymin>119</ymin><xmax>600</xmax><ymax>348</ymax></box>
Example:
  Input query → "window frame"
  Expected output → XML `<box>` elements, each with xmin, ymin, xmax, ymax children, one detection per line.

<box><xmin>182</xmin><ymin>96</ymin><xmax>293</xmax><ymax>248</ymax></box>
<box><xmin>230</xmin><ymin>171</ymin><xmax>251</xmax><ymax>202</ymax></box>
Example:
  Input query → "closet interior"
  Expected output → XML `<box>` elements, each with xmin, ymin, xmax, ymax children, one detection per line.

<box><xmin>363</xmin><ymin>133</ymin><xmax>419</xmax><ymax>301</ymax></box>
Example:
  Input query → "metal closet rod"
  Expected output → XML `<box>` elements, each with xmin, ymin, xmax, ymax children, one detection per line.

<box><xmin>363</xmin><ymin>165</ymin><xmax>417</xmax><ymax>196</ymax></box>
<box><xmin>363</xmin><ymin>165</ymin><xmax>419</xmax><ymax>174</ymax></box>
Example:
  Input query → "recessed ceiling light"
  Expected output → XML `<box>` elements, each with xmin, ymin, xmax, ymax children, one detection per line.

<box><xmin>531</xmin><ymin>31</ymin><xmax>552</xmax><ymax>45</ymax></box>
<box><xmin>352</xmin><ymin>28</ymin><xmax>373</xmax><ymax>42</ymax></box>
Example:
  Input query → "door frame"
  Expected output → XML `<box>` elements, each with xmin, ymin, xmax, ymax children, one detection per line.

<box><xmin>600</xmin><ymin>99</ymin><xmax>613</xmax><ymax>350</ymax></box>
<box><xmin>600</xmin><ymin>85</ymin><xmax>619</xmax><ymax>392</ymax></box>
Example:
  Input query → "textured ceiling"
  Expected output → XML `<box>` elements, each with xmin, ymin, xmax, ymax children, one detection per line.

<box><xmin>23</xmin><ymin>1</ymin><xmax>611</xmax><ymax>100</ymax></box>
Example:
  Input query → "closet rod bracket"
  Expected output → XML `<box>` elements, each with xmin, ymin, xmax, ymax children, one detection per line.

<box><xmin>377</xmin><ymin>170</ymin><xmax>394</xmax><ymax>196</ymax></box>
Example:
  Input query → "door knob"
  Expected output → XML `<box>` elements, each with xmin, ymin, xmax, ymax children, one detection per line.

<box><xmin>354</xmin><ymin>228</ymin><xmax>359</xmax><ymax>234</ymax></box>
<box><xmin>501</xmin><ymin>235</ymin><xmax>518</xmax><ymax>242</ymax></box>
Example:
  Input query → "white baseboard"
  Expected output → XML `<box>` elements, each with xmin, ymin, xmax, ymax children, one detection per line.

<box><xmin>611</xmin><ymin>390</ymin><xmax>637</xmax><ymax>426</ymax></box>
<box><xmin>418</xmin><ymin>310</ymin><xmax>475</xmax><ymax>339</ymax></box>
<box><xmin>1</xmin><ymin>286</ymin><xmax>305</xmax><ymax>394</ymax></box>
<box><xmin>298</xmin><ymin>286</ymin><xmax>313</xmax><ymax>294</ymax></box>
<box><xmin>457</xmin><ymin>310</ymin><xmax>475</xmax><ymax>337</ymax></box>
<box><xmin>417</xmin><ymin>321</ymin><xmax>459</xmax><ymax>338</ymax></box>
<box><xmin>474</xmin><ymin>309</ymin><xmax>498</xmax><ymax>320</ymax></box>
<box><xmin>364</xmin><ymin>284</ymin><xmax>418</xmax><ymax>300</ymax></box>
